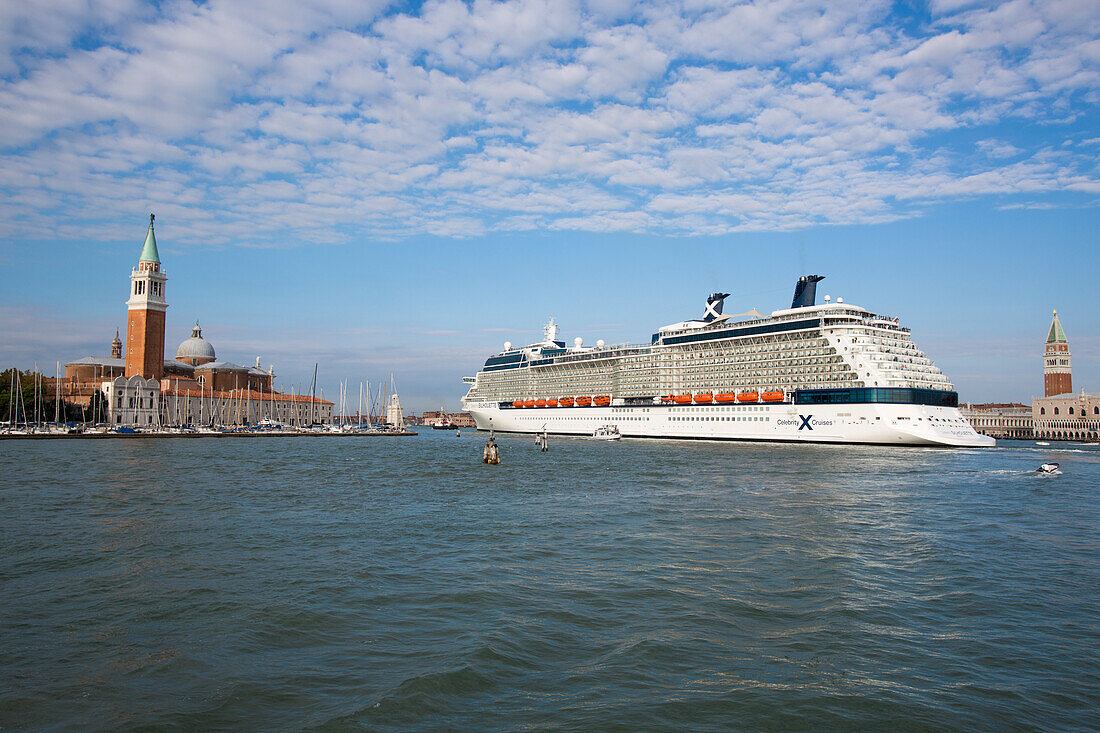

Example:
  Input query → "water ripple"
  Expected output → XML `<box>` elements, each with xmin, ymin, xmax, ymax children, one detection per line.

<box><xmin>1</xmin><ymin>435</ymin><xmax>1098</xmax><ymax>730</ymax></box>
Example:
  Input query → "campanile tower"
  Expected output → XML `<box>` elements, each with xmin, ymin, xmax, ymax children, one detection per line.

<box><xmin>1043</xmin><ymin>310</ymin><xmax>1071</xmax><ymax>397</ymax></box>
<box><xmin>125</xmin><ymin>214</ymin><xmax>168</xmax><ymax>380</ymax></box>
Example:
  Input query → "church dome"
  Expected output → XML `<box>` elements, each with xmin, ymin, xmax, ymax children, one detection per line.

<box><xmin>175</xmin><ymin>322</ymin><xmax>216</xmax><ymax>365</ymax></box>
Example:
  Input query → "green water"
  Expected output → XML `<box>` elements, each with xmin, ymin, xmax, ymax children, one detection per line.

<box><xmin>2</xmin><ymin>433</ymin><xmax>1098</xmax><ymax>730</ymax></box>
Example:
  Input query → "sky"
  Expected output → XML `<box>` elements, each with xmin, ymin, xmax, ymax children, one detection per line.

<box><xmin>1</xmin><ymin>0</ymin><xmax>1098</xmax><ymax>413</ymax></box>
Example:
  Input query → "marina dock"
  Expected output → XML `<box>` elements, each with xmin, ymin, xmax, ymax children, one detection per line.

<box><xmin>0</xmin><ymin>429</ymin><xmax>417</xmax><ymax>440</ymax></box>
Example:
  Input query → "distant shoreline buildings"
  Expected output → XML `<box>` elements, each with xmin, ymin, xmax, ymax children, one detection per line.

<box><xmin>962</xmin><ymin>310</ymin><xmax>1097</xmax><ymax>442</ymax></box>
<box><xmin>56</xmin><ymin>215</ymin><xmax>333</xmax><ymax>426</ymax></box>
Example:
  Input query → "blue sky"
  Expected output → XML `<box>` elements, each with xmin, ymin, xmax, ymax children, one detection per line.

<box><xmin>1</xmin><ymin>0</ymin><xmax>1098</xmax><ymax>412</ymax></box>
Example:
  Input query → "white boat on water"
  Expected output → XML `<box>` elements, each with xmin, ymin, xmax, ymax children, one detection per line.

<box><xmin>462</xmin><ymin>275</ymin><xmax>994</xmax><ymax>447</ymax></box>
<box><xmin>591</xmin><ymin>425</ymin><xmax>621</xmax><ymax>441</ymax></box>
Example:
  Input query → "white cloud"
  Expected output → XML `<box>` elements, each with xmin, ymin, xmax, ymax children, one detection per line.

<box><xmin>0</xmin><ymin>0</ymin><xmax>1097</xmax><ymax>244</ymax></box>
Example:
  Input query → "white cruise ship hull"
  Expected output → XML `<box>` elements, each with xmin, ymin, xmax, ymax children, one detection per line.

<box><xmin>464</xmin><ymin>401</ymin><xmax>994</xmax><ymax>447</ymax></box>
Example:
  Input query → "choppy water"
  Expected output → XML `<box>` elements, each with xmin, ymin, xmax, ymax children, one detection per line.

<box><xmin>2</xmin><ymin>433</ymin><xmax>1098</xmax><ymax>730</ymax></box>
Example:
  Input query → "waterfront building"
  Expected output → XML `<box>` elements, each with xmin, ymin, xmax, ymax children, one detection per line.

<box><xmin>960</xmin><ymin>403</ymin><xmax>1033</xmax><ymax>439</ymax></box>
<box><xmin>103</xmin><ymin>375</ymin><xmax>162</xmax><ymax>427</ymax></box>
<box><xmin>420</xmin><ymin>410</ymin><xmax>477</xmax><ymax>427</ymax></box>
<box><xmin>1032</xmin><ymin>311</ymin><xmax>1097</xmax><ymax>441</ymax></box>
<box><xmin>58</xmin><ymin>215</ymin><xmax>332</xmax><ymax>425</ymax></box>
<box><xmin>1033</xmin><ymin>392</ymin><xmax>1100</xmax><ymax>441</ymax></box>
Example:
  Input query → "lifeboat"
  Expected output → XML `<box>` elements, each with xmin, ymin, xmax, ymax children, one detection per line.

<box><xmin>674</xmin><ymin>394</ymin><xmax>693</xmax><ymax>405</ymax></box>
<box><xmin>661</xmin><ymin>395</ymin><xmax>674</xmax><ymax>403</ymax></box>
<box><xmin>693</xmin><ymin>393</ymin><xmax>713</xmax><ymax>404</ymax></box>
<box><xmin>715</xmin><ymin>392</ymin><xmax>737</xmax><ymax>404</ymax></box>
<box><xmin>761</xmin><ymin>390</ymin><xmax>785</xmax><ymax>403</ymax></box>
<box><xmin>522</xmin><ymin>399</ymin><xmax>536</xmax><ymax>408</ymax></box>
<box><xmin>535</xmin><ymin>399</ymin><xmax>547</xmax><ymax>407</ymax></box>
<box><xmin>512</xmin><ymin>400</ymin><xmax>523</xmax><ymax>408</ymax></box>
<box><xmin>576</xmin><ymin>396</ymin><xmax>592</xmax><ymax>407</ymax></box>
<box><xmin>737</xmin><ymin>391</ymin><xmax>759</xmax><ymax>403</ymax></box>
<box><xmin>559</xmin><ymin>397</ymin><xmax>574</xmax><ymax>407</ymax></box>
<box><xmin>594</xmin><ymin>395</ymin><xmax>611</xmax><ymax>406</ymax></box>
<box><xmin>545</xmin><ymin>398</ymin><xmax>558</xmax><ymax>407</ymax></box>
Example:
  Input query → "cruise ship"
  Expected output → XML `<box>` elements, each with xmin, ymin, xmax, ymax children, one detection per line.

<box><xmin>461</xmin><ymin>276</ymin><xmax>994</xmax><ymax>447</ymax></box>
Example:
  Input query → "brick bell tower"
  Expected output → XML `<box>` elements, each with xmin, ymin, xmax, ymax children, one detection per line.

<box><xmin>1043</xmin><ymin>309</ymin><xmax>1071</xmax><ymax>397</ymax></box>
<box><xmin>125</xmin><ymin>214</ymin><xmax>168</xmax><ymax>380</ymax></box>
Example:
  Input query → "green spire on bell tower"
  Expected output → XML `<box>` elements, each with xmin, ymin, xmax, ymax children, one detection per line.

<box><xmin>1046</xmin><ymin>310</ymin><xmax>1067</xmax><ymax>344</ymax></box>
<box><xmin>139</xmin><ymin>213</ymin><xmax>161</xmax><ymax>264</ymax></box>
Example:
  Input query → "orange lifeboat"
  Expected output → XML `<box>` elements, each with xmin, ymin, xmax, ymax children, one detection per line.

<box><xmin>576</xmin><ymin>396</ymin><xmax>592</xmax><ymax>407</ymax></box>
<box><xmin>694</xmin><ymin>393</ymin><xmax>713</xmax><ymax>404</ymax></box>
<box><xmin>522</xmin><ymin>399</ymin><xmax>536</xmax><ymax>408</ymax></box>
<box><xmin>761</xmin><ymin>390</ymin><xmax>785</xmax><ymax>403</ymax></box>
<box><xmin>559</xmin><ymin>397</ymin><xmax>574</xmax><ymax>407</ymax></box>
<box><xmin>737</xmin><ymin>391</ymin><xmax>758</xmax><ymax>403</ymax></box>
<box><xmin>545</xmin><ymin>398</ymin><xmax>558</xmax><ymax>407</ymax></box>
<box><xmin>535</xmin><ymin>399</ymin><xmax>547</xmax><ymax>407</ymax></box>
<box><xmin>661</xmin><ymin>395</ymin><xmax>674</xmax><ymax>403</ymax></box>
<box><xmin>715</xmin><ymin>392</ymin><xmax>737</xmax><ymax>404</ymax></box>
<box><xmin>594</xmin><ymin>395</ymin><xmax>611</xmax><ymax>406</ymax></box>
<box><xmin>674</xmin><ymin>394</ymin><xmax>693</xmax><ymax>405</ymax></box>
<box><xmin>512</xmin><ymin>400</ymin><xmax>523</xmax><ymax>408</ymax></box>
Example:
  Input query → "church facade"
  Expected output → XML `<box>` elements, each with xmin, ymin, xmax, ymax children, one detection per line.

<box><xmin>61</xmin><ymin>215</ymin><xmax>333</xmax><ymax>427</ymax></box>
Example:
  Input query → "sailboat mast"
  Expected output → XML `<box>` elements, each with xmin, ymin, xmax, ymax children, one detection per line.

<box><xmin>310</xmin><ymin>363</ymin><xmax>317</xmax><ymax>425</ymax></box>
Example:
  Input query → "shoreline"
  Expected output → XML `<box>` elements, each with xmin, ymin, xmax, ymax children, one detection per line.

<box><xmin>0</xmin><ymin>430</ymin><xmax>418</xmax><ymax>440</ymax></box>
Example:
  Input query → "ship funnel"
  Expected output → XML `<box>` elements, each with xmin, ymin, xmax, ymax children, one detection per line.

<box><xmin>703</xmin><ymin>292</ymin><xmax>731</xmax><ymax>322</ymax></box>
<box><xmin>791</xmin><ymin>275</ymin><xmax>825</xmax><ymax>308</ymax></box>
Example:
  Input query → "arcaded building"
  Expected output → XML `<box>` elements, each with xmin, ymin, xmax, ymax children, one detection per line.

<box><xmin>1032</xmin><ymin>311</ymin><xmax>1098</xmax><ymax>441</ymax></box>
<box><xmin>960</xmin><ymin>403</ymin><xmax>1033</xmax><ymax>439</ymax></box>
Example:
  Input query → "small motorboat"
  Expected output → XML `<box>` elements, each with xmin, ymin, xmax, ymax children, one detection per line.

<box><xmin>1035</xmin><ymin>441</ymin><xmax>1050</xmax><ymax>446</ymax></box>
<box><xmin>1037</xmin><ymin>462</ymin><xmax>1061</xmax><ymax>475</ymax></box>
<box><xmin>591</xmin><ymin>425</ymin><xmax>621</xmax><ymax>441</ymax></box>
